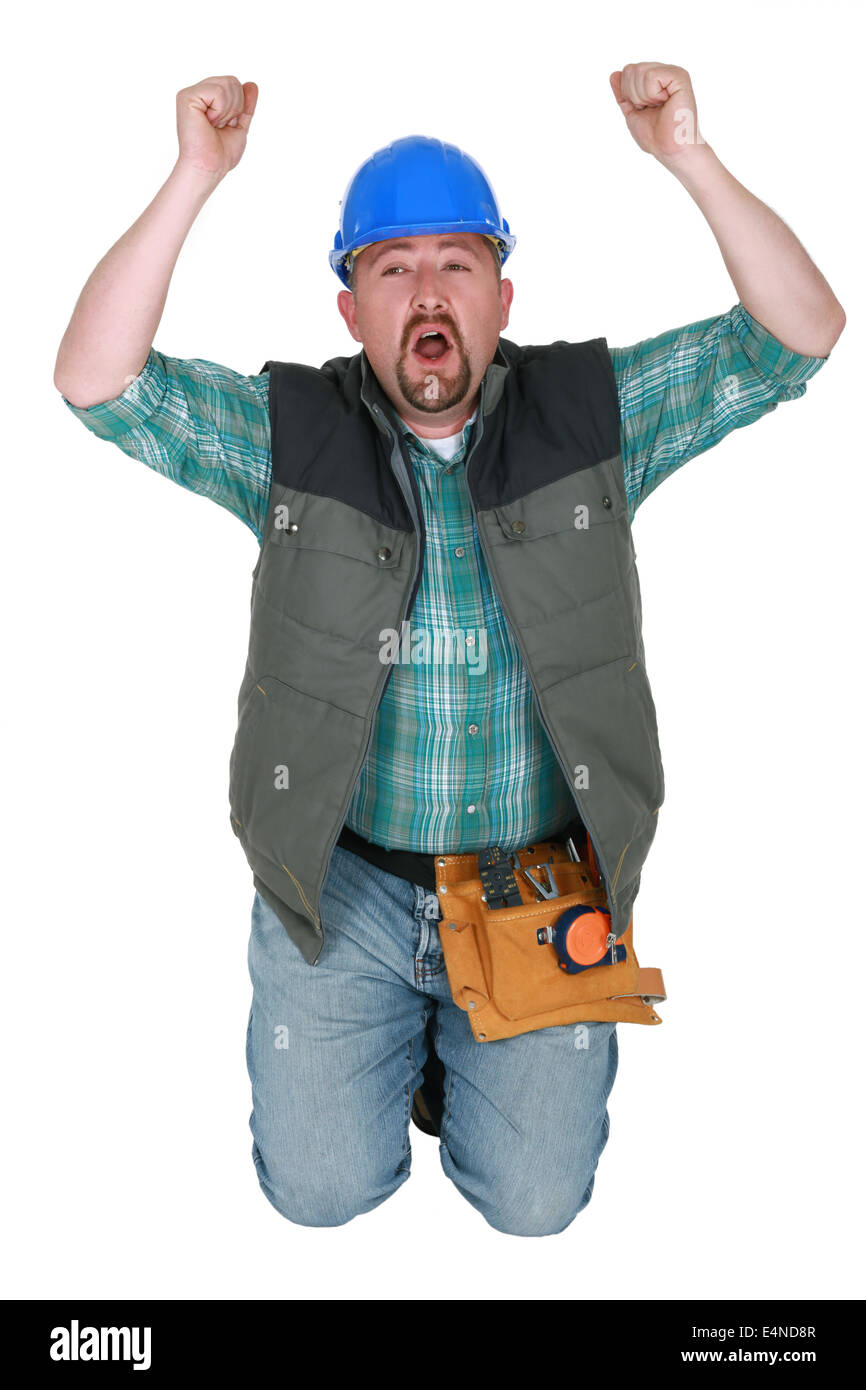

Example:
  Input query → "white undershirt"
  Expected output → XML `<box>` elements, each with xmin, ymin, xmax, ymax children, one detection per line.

<box><xmin>399</xmin><ymin>407</ymin><xmax>478</xmax><ymax>462</ymax></box>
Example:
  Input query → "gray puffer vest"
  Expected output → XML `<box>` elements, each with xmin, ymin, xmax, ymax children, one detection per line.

<box><xmin>229</xmin><ymin>336</ymin><xmax>664</xmax><ymax>963</ymax></box>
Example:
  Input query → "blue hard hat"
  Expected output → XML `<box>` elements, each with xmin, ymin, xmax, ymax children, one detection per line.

<box><xmin>330</xmin><ymin>134</ymin><xmax>516</xmax><ymax>287</ymax></box>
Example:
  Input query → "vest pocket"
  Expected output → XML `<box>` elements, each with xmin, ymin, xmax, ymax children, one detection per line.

<box><xmin>229</xmin><ymin>681</ymin><xmax>270</xmax><ymax>842</ymax></box>
<box><xmin>482</xmin><ymin>464</ymin><xmax>633</xmax><ymax>619</ymax></box>
<box><xmin>257</xmin><ymin>490</ymin><xmax>414</xmax><ymax>646</ymax></box>
<box><xmin>606</xmin><ymin>815</ymin><xmax>661</xmax><ymax>907</ymax></box>
<box><xmin>544</xmin><ymin>651</ymin><xmax>665</xmax><ymax>854</ymax></box>
<box><xmin>264</xmin><ymin>488</ymin><xmax>408</xmax><ymax>568</ymax></box>
<box><xmin>228</xmin><ymin>674</ymin><xmax>366</xmax><ymax>922</ymax></box>
<box><xmin>627</xmin><ymin>658</ymin><xmax>665</xmax><ymax>811</ymax></box>
<box><xmin>490</xmin><ymin>455</ymin><xmax>626</xmax><ymax>543</ymax></box>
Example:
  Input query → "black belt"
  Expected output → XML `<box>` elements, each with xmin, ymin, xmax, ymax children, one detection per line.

<box><xmin>336</xmin><ymin>814</ymin><xmax>587</xmax><ymax>893</ymax></box>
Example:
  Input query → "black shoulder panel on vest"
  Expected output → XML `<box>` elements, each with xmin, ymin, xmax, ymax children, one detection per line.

<box><xmin>258</xmin><ymin>335</ymin><xmax>621</xmax><ymax>524</ymax></box>
<box><xmin>468</xmin><ymin>337</ymin><xmax>622</xmax><ymax>512</ymax></box>
<box><xmin>259</xmin><ymin>352</ymin><xmax>414</xmax><ymax>533</ymax></box>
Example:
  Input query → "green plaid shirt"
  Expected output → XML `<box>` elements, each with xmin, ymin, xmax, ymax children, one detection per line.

<box><xmin>62</xmin><ymin>303</ymin><xmax>828</xmax><ymax>852</ymax></box>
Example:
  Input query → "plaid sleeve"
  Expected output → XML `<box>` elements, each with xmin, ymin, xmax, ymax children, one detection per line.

<box><xmin>60</xmin><ymin>346</ymin><xmax>272</xmax><ymax>540</ymax></box>
<box><xmin>609</xmin><ymin>303</ymin><xmax>831</xmax><ymax>521</ymax></box>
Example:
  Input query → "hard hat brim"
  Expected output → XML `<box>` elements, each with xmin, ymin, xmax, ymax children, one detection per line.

<box><xmin>330</xmin><ymin>219</ymin><xmax>516</xmax><ymax>285</ymax></box>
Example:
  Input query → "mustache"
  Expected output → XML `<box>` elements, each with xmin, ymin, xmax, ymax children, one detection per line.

<box><xmin>405</xmin><ymin>321</ymin><xmax>459</xmax><ymax>345</ymax></box>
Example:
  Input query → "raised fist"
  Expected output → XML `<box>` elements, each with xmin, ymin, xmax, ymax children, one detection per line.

<box><xmin>176</xmin><ymin>75</ymin><xmax>259</xmax><ymax>178</ymax></box>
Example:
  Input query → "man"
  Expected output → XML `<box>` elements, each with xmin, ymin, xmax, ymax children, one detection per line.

<box><xmin>54</xmin><ymin>67</ymin><xmax>844</xmax><ymax>1238</ymax></box>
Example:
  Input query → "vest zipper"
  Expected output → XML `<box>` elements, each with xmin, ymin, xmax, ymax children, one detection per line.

<box><xmin>307</xmin><ymin>404</ymin><xmax>425</xmax><ymax>962</ymax></box>
<box><xmin>461</xmin><ymin>383</ymin><xmax>617</xmax><ymax>927</ymax></box>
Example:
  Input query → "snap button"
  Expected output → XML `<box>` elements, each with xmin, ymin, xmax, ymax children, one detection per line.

<box><xmin>287</xmin><ymin>522</ymin><xmax>299</xmax><ymax>533</ymax></box>
<box><xmin>454</xmin><ymin>546</ymin><xmax>465</xmax><ymax>557</ymax></box>
<box><xmin>510</xmin><ymin>519</ymin><xmax>526</xmax><ymax>534</ymax></box>
<box><xmin>377</xmin><ymin>546</ymin><xmax>391</xmax><ymax>563</ymax></box>
<box><xmin>602</xmin><ymin>496</ymin><xmax>612</xmax><ymax>509</ymax></box>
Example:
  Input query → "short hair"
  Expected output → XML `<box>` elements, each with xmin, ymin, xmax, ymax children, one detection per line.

<box><xmin>346</xmin><ymin>235</ymin><xmax>503</xmax><ymax>294</ymax></box>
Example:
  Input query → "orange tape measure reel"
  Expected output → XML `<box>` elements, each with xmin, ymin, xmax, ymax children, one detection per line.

<box><xmin>537</xmin><ymin>904</ymin><xmax>625</xmax><ymax>974</ymax></box>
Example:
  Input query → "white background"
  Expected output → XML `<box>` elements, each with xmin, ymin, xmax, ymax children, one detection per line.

<box><xmin>3</xmin><ymin>0</ymin><xmax>863</xmax><ymax>1301</ymax></box>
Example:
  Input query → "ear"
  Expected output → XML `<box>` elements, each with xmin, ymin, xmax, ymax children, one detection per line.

<box><xmin>499</xmin><ymin>278</ymin><xmax>514</xmax><ymax>331</ymax></box>
<box><xmin>337</xmin><ymin>289</ymin><xmax>363</xmax><ymax>342</ymax></box>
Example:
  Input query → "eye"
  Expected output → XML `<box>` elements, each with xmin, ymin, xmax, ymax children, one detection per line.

<box><xmin>381</xmin><ymin>262</ymin><xmax>470</xmax><ymax>277</ymax></box>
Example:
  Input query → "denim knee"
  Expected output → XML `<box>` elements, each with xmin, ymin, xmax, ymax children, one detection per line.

<box><xmin>251</xmin><ymin>1140</ymin><xmax>410</xmax><ymax>1227</ymax></box>
<box><xmin>442</xmin><ymin>1109</ymin><xmax>610</xmax><ymax>1237</ymax></box>
<box><xmin>477</xmin><ymin>1169</ymin><xmax>598</xmax><ymax>1237</ymax></box>
<box><xmin>463</xmin><ymin>1160</ymin><xmax>600</xmax><ymax>1237</ymax></box>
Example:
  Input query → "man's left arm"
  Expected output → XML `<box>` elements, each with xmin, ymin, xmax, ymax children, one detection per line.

<box><xmin>610</xmin><ymin>302</ymin><xmax>829</xmax><ymax>521</ymax></box>
<box><xmin>609</xmin><ymin>62</ymin><xmax>846</xmax><ymax>357</ymax></box>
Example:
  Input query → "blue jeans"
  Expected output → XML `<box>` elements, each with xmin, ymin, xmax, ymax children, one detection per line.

<box><xmin>246</xmin><ymin>844</ymin><xmax>618</xmax><ymax>1237</ymax></box>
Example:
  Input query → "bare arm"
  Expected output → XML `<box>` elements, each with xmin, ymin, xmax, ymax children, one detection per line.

<box><xmin>610</xmin><ymin>63</ymin><xmax>846</xmax><ymax>358</ymax></box>
<box><xmin>53</xmin><ymin>75</ymin><xmax>258</xmax><ymax>408</ymax></box>
<box><xmin>659</xmin><ymin>143</ymin><xmax>845</xmax><ymax>358</ymax></box>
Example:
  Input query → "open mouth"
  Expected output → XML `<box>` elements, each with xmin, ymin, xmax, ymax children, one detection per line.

<box><xmin>410</xmin><ymin>327</ymin><xmax>453</xmax><ymax>364</ymax></box>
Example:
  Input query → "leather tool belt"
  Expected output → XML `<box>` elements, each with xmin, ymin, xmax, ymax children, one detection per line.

<box><xmin>435</xmin><ymin>832</ymin><xmax>666</xmax><ymax>1043</ymax></box>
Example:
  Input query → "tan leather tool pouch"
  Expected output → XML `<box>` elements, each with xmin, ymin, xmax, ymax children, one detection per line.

<box><xmin>435</xmin><ymin>839</ymin><xmax>666</xmax><ymax>1042</ymax></box>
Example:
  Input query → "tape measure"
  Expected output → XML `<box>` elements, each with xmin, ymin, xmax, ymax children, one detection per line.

<box><xmin>536</xmin><ymin>904</ymin><xmax>625</xmax><ymax>975</ymax></box>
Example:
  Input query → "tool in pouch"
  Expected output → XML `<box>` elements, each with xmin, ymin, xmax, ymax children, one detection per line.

<box><xmin>435</xmin><ymin>830</ymin><xmax>666</xmax><ymax>1042</ymax></box>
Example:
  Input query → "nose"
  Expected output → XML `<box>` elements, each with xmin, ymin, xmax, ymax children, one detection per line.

<box><xmin>412</xmin><ymin>264</ymin><xmax>448</xmax><ymax>316</ymax></box>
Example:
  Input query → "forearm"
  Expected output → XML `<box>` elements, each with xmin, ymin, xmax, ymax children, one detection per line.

<box><xmin>53</xmin><ymin>160</ymin><xmax>223</xmax><ymax>407</ymax></box>
<box><xmin>658</xmin><ymin>142</ymin><xmax>845</xmax><ymax>357</ymax></box>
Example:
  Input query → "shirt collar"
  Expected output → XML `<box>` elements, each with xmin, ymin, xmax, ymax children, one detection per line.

<box><xmin>399</xmin><ymin>412</ymin><xmax>477</xmax><ymax>469</ymax></box>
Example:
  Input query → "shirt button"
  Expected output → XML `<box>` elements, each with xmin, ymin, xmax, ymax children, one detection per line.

<box><xmin>454</xmin><ymin>546</ymin><xmax>465</xmax><ymax>557</ymax></box>
<box><xmin>465</xmin><ymin>634</ymin><xmax>475</xmax><ymax>646</ymax></box>
<box><xmin>468</xmin><ymin>724</ymin><xmax>479</xmax><ymax>735</ymax></box>
<box><xmin>467</xmin><ymin>804</ymin><xmax>477</xmax><ymax>814</ymax></box>
<box><xmin>444</xmin><ymin>465</ymin><xmax>454</xmax><ymax>474</ymax></box>
<box><xmin>602</xmin><ymin>496</ymin><xmax>612</xmax><ymax>509</ymax></box>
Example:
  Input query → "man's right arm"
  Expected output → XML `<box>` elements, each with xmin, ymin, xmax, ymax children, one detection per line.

<box><xmin>53</xmin><ymin>75</ymin><xmax>258</xmax><ymax>407</ymax></box>
<box><xmin>53</xmin><ymin>77</ymin><xmax>270</xmax><ymax>539</ymax></box>
<box><xmin>60</xmin><ymin>346</ymin><xmax>272</xmax><ymax>540</ymax></box>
